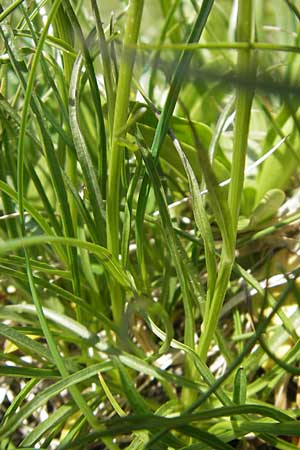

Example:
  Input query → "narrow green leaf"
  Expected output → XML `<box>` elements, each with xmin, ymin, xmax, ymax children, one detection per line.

<box><xmin>0</xmin><ymin>0</ymin><xmax>24</xmax><ymax>23</ymax></box>
<box><xmin>0</xmin><ymin>180</ymin><xmax>66</xmax><ymax>263</ymax></box>
<box><xmin>138</xmin><ymin>144</ymin><xmax>195</xmax><ymax>353</ymax></box>
<box><xmin>99</xmin><ymin>404</ymin><xmax>292</xmax><ymax>435</ymax></box>
<box><xmin>118</xmin><ymin>353</ymin><xmax>201</xmax><ymax>391</ymax></box>
<box><xmin>98</xmin><ymin>372</ymin><xmax>126</xmax><ymax>417</ymax></box>
<box><xmin>169</xmin><ymin>129</ymin><xmax>216</xmax><ymax>302</ymax></box>
<box><xmin>63</xmin><ymin>0</ymin><xmax>107</xmax><ymax>199</ymax></box>
<box><xmin>2</xmin><ymin>304</ymin><xmax>104</xmax><ymax>349</ymax></box>
<box><xmin>69</xmin><ymin>53</ymin><xmax>106</xmax><ymax>245</ymax></box>
<box><xmin>136</xmin><ymin>0</ymin><xmax>215</xmax><ymax>264</ymax></box>
<box><xmin>21</xmin><ymin>404</ymin><xmax>75</xmax><ymax>446</ymax></box>
<box><xmin>237</xmin><ymin>421</ymin><xmax>300</xmax><ymax>437</ymax></box>
<box><xmin>0</xmin><ymin>322</ymin><xmax>53</xmax><ymax>362</ymax></box>
<box><xmin>114</xmin><ymin>357</ymin><xmax>150</xmax><ymax>414</ymax></box>
<box><xmin>233</xmin><ymin>367</ymin><xmax>247</xmax><ymax>405</ymax></box>
<box><xmin>0</xmin><ymin>366</ymin><xmax>59</xmax><ymax>378</ymax></box>
<box><xmin>0</xmin><ymin>235</ymin><xmax>131</xmax><ymax>288</ymax></box>
<box><xmin>179</xmin><ymin>425</ymin><xmax>235</xmax><ymax>450</ymax></box>
<box><xmin>3</xmin><ymin>378</ymin><xmax>38</xmax><ymax>422</ymax></box>
<box><xmin>0</xmin><ymin>362</ymin><xmax>111</xmax><ymax>439</ymax></box>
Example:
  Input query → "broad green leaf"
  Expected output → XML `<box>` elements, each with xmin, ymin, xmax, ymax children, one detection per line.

<box><xmin>137</xmin><ymin>111</ymin><xmax>229</xmax><ymax>183</ymax></box>
<box><xmin>249</xmin><ymin>188</ymin><xmax>285</xmax><ymax>226</ymax></box>
<box><xmin>256</xmin><ymin>138</ymin><xmax>299</xmax><ymax>203</ymax></box>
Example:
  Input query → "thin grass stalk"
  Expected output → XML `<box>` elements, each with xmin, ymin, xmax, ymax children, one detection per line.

<box><xmin>197</xmin><ymin>0</ymin><xmax>255</xmax><ymax>361</ymax></box>
<box><xmin>0</xmin><ymin>0</ymin><xmax>24</xmax><ymax>23</ymax></box>
<box><xmin>106</xmin><ymin>0</ymin><xmax>144</xmax><ymax>324</ymax></box>
<box><xmin>228</xmin><ymin>0</ymin><xmax>256</xmax><ymax>232</ymax></box>
<box><xmin>135</xmin><ymin>41</ymin><xmax>300</xmax><ymax>53</ymax></box>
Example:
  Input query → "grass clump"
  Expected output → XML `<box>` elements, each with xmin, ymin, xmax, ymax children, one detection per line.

<box><xmin>1</xmin><ymin>0</ymin><xmax>300</xmax><ymax>449</ymax></box>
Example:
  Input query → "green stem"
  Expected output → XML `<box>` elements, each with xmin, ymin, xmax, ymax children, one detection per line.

<box><xmin>136</xmin><ymin>41</ymin><xmax>300</xmax><ymax>54</ymax></box>
<box><xmin>198</xmin><ymin>0</ymin><xmax>255</xmax><ymax>361</ymax></box>
<box><xmin>228</xmin><ymin>0</ymin><xmax>255</xmax><ymax>233</ymax></box>
<box><xmin>106</xmin><ymin>0</ymin><xmax>144</xmax><ymax>323</ymax></box>
<box><xmin>0</xmin><ymin>0</ymin><xmax>24</xmax><ymax>22</ymax></box>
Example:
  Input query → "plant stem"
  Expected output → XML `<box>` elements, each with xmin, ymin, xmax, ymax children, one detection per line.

<box><xmin>198</xmin><ymin>0</ymin><xmax>255</xmax><ymax>361</ymax></box>
<box><xmin>228</xmin><ymin>0</ymin><xmax>255</xmax><ymax>233</ymax></box>
<box><xmin>0</xmin><ymin>0</ymin><xmax>24</xmax><ymax>22</ymax></box>
<box><xmin>106</xmin><ymin>0</ymin><xmax>144</xmax><ymax>324</ymax></box>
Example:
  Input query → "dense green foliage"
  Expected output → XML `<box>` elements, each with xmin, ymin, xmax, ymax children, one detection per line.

<box><xmin>1</xmin><ymin>0</ymin><xmax>300</xmax><ymax>448</ymax></box>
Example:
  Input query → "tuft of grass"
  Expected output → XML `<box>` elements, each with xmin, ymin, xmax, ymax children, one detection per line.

<box><xmin>1</xmin><ymin>1</ymin><xmax>300</xmax><ymax>449</ymax></box>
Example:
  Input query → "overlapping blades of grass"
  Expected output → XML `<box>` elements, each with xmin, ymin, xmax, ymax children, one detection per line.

<box><xmin>137</xmin><ymin>137</ymin><xmax>203</xmax><ymax>404</ymax></box>
<box><xmin>2</xmin><ymin>0</ymin><xmax>102</xmax><ymax>430</ymax></box>
<box><xmin>1</xmin><ymin>1</ymin><xmax>300</xmax><ymax>448</ymax></box>
<box><xmin>136</xmin><ymin>0</ymin><xmax>215</xmax><ymax>277</ymax></box>
<box><xmin>69</xmin><ymin>52</ymin><xmax>106</xmax><ymax>244</ymax></box>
